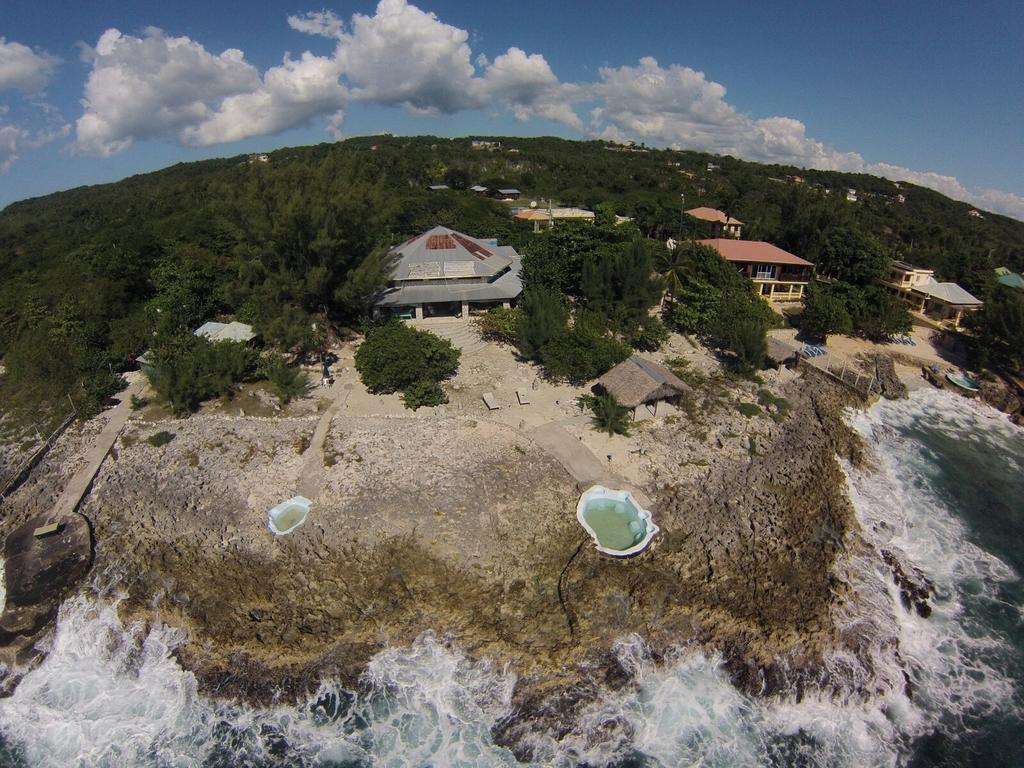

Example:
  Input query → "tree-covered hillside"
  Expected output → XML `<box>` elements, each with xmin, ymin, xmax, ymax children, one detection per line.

<box><xmin>1</xmin><ymin>134</ymin><xmax>1022</xmax><ymax>415</ymax></box>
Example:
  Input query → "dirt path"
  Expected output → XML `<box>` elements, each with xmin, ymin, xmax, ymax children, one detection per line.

<box><xmin>296</xmin><ymin>381</ymin><xmax>354</xmax><ymax>500</ymax></box>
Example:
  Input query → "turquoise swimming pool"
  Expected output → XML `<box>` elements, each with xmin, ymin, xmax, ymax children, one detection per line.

<box><xmin>576</xmin><ymin>486</ymin><xmax>658</xmax><ymax>556</ymax></box>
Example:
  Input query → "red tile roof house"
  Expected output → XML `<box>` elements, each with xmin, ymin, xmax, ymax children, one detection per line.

<box><xmin>699</xmin><ymin>239</ymin><xmax>815</xmax><ymax>303</ymax></box>
<box><xmin>686</xmin><ymin>207</ymin><xmax>744</xmax><ymax>238</ymax></box>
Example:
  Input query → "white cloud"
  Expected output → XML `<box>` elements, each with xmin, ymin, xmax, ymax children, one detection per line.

<box><xmin>583</xmin><ymin>58</ymin><xmax>863</xmax><ymax>171</ymax></box>
<box><xmin>0</xmin><ymin>121</ymin><xmax>68</xmax><ymax>174</ymax></box>
<box><xmin>331</xmin><ymin>0</ymin><xmax>483</xmax><ymax>114</ymax></box>
<box><xmin>75</xmin><ymin>27</ymin><xmax>260</xmax><ymax>155</ymax></box>
<box><xmin>63</xmin><ymin>2</ymin><xmax>1024</xmax><ymax>220</ymax></box>
<box><xmin>0</xmin><ymin>124</ymin><xmax>24</xmax><ymax>172</ymax></box>
<box><xmin>867</xmin><ymin>162</ymin><xmax>1024</xmax><ymax>222</ymax></box>
<box><xmin>0</xmin><ymin>37</ymin><xmax>59</xmax><ymax>93</ymax></box>
<box><xmin>183</xmin><ymin>51</ymin><xmax>347</xmax><ymax>145</ymax></box>
<box><xmin>287</xmin><ymin>10</ymin><xmax>345</xmax><ymax>40</ymax></box>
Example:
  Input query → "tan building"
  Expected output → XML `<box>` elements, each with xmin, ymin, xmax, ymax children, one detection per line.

<box><xmin>686</xmin><ymin>207</ymin><xmax>743</xmax><ymax>238</ymax></box>
<box><xmin>699</xmin><ymin>239</ymin><xmax>814</xmax><ymax>302</ymax></box>
<box><xmin>881</xmin><ymin>260</ymin><xmax>983</xmax><ymax>329</ymax></box>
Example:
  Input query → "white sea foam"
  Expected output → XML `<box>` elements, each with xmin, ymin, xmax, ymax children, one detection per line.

<box><xmin>0</xmin><ymin>600</ymin><xmax>523</xmax><ymax>767</ymax></box>
<box><xmin>0</xmin><ymin>388</ymin><xmax>1018</xmax><ymax>766</ymax></box>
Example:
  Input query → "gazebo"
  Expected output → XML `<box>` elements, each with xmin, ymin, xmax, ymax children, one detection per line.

<box><xmin>596</xmin><ymin>356</ymin><xmax>693</xmax><ymax>418</ymax></box>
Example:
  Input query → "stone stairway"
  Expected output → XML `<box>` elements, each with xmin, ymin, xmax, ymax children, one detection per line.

<box><xmin>412</xmin><ymin>318</ymin><xmax>488</xmax><ymax>356</ymax></box>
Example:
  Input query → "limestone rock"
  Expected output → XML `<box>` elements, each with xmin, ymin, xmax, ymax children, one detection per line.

<box><xmin>0</xmin><ymin>513</ymin><xmax>93</xmax><ymax>666</ymax></box>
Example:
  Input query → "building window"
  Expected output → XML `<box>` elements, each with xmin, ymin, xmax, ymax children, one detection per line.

<box><xmin>754</xmin><ymin>265</ymin><xmax>776</xmax><ymax>280</ymax></box>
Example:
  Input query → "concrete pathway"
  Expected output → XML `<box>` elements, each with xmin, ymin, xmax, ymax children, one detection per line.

<box><xmin>526</xmin><ymin>422</ymin><xmax>653</xmax><ymax>508</ymax></box>
<box><xmin>52</xmin><ymin>376</ymin><xmax>145</xmax><ymax>518</ymax></box>
<box><xmin>528</xmin><ymin>422</ymin><xmax>606</xmax><ymax>484</ymax></box>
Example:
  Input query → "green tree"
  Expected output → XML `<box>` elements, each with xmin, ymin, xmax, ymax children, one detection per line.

<box><xmin>355</xmin><ymin>322</ymin><xmax>460</xmax><ymax>394</ymax></box>
<box><xmin>849</xmin><ymin>285</ymin><xmax>912</xmax><ymax>341</ymax></box>
<box><xmin>655</xmin><ymin>246</ymin><xmax>686</xmax><ymax>307</ymax></box>
<box><xmin>539</xmin><ymin>314</ymin><xmax>631</xmax><ymax>384</ymax></box>
<box><xmin>149</xmin><ymin>337</ymin><xmax>257</xmax><ymax>414</ymax></box>
<box><xmin>969</xmin><ymin>284</ymin><xmax>1024</xmax><ymax>370</ymax></box>
<box><xmin>583</xmin><ymin>393</ymin><xmax>632</xmax><ymax>436</ymax></box>
<box><xmin>261</xmin><ymin>353</ymin><xmax>312</xmax><ymax>405</ymax></box>
<box><xmin>517</xmin><ymin>287</ymin><xmax>568</xmax><ymax>359</ymax></box>
<box><xmin>801</xmin><ymin>284</ymin><xmax>853</xmax><ymax>341</ymax></box>
<box><xmin>816</xmin><ymin>229</ymin><xmax>890</xmax><ymax>285</ymax></box>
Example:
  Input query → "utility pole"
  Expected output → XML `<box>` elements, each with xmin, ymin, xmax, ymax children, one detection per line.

<box><xmin>677</xmin><ymin>193</ymin><xmax>685</xmax><ymax>240</ymax></box>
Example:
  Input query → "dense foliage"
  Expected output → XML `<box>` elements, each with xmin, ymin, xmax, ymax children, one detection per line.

<box><xmin>148</xmin><ymin>337</ymin><xmax>257</xmax><ymax>415</ymax></box>
<box><xmin>354</xmin><ymin>322</ymin><xmax>459</xmax><ymax>408</ymax></box>
<box><xmin>665</xmin><ymin>242</ymin><xmax>774</xmax><ymax>370</ymax></box>
<box><xmin>261</xmin><ymin>353</ymin><xmax>312</xmax><ymax>405</ymax></box>
<box><xmin>2</xmin><ymin>134</ymin><xmax>1022</xmax><ymax>417</ymax></box>
<box><xmin>472</xmin><ymin>306</ymin><xmax>521</xmax><ymax>346</ymax></box>
<box><xmin>968</xmin><ymin>284</ymin><xmax>1024</xmax><ymax>372</ymax></box>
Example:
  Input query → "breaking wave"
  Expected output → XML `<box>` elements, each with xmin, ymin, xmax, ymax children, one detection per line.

<box><xmin>0</xmin><ymin>388</ymin><xmax>1019</xmax><ymax>766</ymax></box>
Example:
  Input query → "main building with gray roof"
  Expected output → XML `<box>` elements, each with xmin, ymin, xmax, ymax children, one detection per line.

<box><xmin>375</xmin><ymin>226</ymin><xmax>523</xmax><ymax>318</ymax></box>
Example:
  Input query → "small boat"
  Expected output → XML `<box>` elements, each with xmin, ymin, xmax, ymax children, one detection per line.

<box><xmin>945</xmin><ymin>371</ymin><xmax>980</xmax><ymax>394</ymax></box>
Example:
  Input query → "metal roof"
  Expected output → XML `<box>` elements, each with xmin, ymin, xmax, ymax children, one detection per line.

<box><xmin>194</xmin><ymin>320</ymin><xmax>256</xmax><ymax>343</ymax></box>
<box><xmin>997</xmin><ymin>272</ymin><xmax>1024</xmax><ymax>290</ymax></box>
<box><xmin>699</xmin><ymin>239</ymin><xmax>813</xmax><ymax>267</ymax></box>
<box><xmin>911</xmin><ymin>279</ymin><xmax>983</xmax><ymax>306</ymax></box>
<box><xmin>389</xmin><ymin>226</ymin><xmax>513</xmax><ymax>281</ymax></box>
<box><xmin>377</xmin><ymin>226</ymin><xmax>523</xmax><ymax>306</ymax></box>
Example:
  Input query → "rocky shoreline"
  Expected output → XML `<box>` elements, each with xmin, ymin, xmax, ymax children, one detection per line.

<box><xmin>0</xmin><ymin>369</ymin><xmax>894</xmax><ymax>756</ymax></box>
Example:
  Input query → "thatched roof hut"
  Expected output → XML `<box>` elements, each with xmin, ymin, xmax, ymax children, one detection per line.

<box><xmin>597</xmin><ymin>356</ymin><xmax>693</xmax><ymax>411</ymax></box>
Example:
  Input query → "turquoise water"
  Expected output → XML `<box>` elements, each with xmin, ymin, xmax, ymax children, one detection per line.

<box><xmin>581</xmin><ymin>498</ymin><xmax>647</xmax><ymax>550</ymax></box>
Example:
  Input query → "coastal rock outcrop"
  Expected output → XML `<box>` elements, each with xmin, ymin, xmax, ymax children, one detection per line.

<box><xmin>863</xmin><ymin>353</ymin><xmax>908</xmax><ymax>400</ymax></box>
<box><xmin>15</xmin><ymin>374</ymin><xmax>872</xmax><ymax>756</ymax></box>
<box><xmin>0</xmin><ymin>512</ymin><xmax>93</xmax><ymax>668</ymax></box>
<box><xmin>979</xmin><ymin>377</ymin><xmax>1023</xmax><ymax>424</ymax></box>
<box><xmin>881</xmin><ymin>548</ymin><xmax>934</xmax><ymax>618</ymax></box>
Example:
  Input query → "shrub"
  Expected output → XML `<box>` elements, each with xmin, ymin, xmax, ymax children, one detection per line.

<box><xmin>355</xmin><ymin>322</ymin><xmax>460</xmax><ymax>394</ymax></box>
<box><xmin>147</xmin><ymin>430</ymin><xmax>175</xmax><ymax>447</ymax></box>
<box><xmin>736</xmin><ymin>402</ymin><xmax>762</xmax><ymax>418</ymax></box>
<box><xmin>402</xmin><ymin>379</ymin><xmax>448</xmax><ymax>410</ymax></box>
<box><xmin>539</xmin><ymin>323</ymin><xmax>631</xmax><ymax>385</ymax></box>
<box><xmin>130</xmin><ymin>394</ymin><xmax>149</xmax><ymax>410</ymax></box>
<box><xmin>261</xmin><ymin>353</ymin><xmax>311</xmax><ymax>405</ymax></box>
<box><xmin>715</xmin><ymin>316</ymin><xmax>768</xmax><ymax>373</ymax></box>
<box><xmin>473</xmin><ymin>307</ymin><xmax>521</xmax><ymax>346</ymax></box>
<box><xmin>149</xmin><ymin>337</ymin><xmax>258</xmax><ymax>415</ymax></box>
<box><xmin>627</xmin><ymin>315</ymin><xmax>670</xmax><ymax>352</ymax></box>
<box><xmin>757</xmin><ymin>389</ymin><xmax>792</xmax><ymax>421</ymax></box>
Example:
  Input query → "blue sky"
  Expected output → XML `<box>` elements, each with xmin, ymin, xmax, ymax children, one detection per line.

<box><xmin>2</xmin><ymin>0</ymin><xmax>1023</xmax><ymax>218</ymax></box>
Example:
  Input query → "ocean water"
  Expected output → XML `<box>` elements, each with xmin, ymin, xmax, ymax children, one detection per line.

<box><xmin>0</xmin><ymin>388</ymin><xmax>1020</xmax><ymax>767</ymax></box>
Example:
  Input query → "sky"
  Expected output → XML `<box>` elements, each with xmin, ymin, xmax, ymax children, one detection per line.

<box><xmin>1</xmin><ymin>0</ymin><xmax>1023</xmax><ymax>218</ymax></box>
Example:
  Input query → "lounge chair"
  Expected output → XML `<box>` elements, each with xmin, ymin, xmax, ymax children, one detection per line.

<box><xmin>482</xmin><ymin>392</ymin><xmax>499</xmax><ymax>410</ymax></box>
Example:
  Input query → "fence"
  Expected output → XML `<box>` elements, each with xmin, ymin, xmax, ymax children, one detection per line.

<box><xmin>0</xmin><ymin>410</ymin><xmax>76</xmax><ymax>506</ymax></box>
<box><xmin>797</xmin><ymin>355</ymin><xmax>879</xmax><ymax>398</ymax></box>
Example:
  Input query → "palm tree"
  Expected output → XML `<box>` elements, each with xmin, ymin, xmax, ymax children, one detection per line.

<box><xmin>589</xmin><ymin>393</ymin><xmax>631</xmax><ymax>436</ymax></box>
<box><xmin>655</xmin><ymin>246</ymin><xmax>686</xmax><ymax>311</ymax></box>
